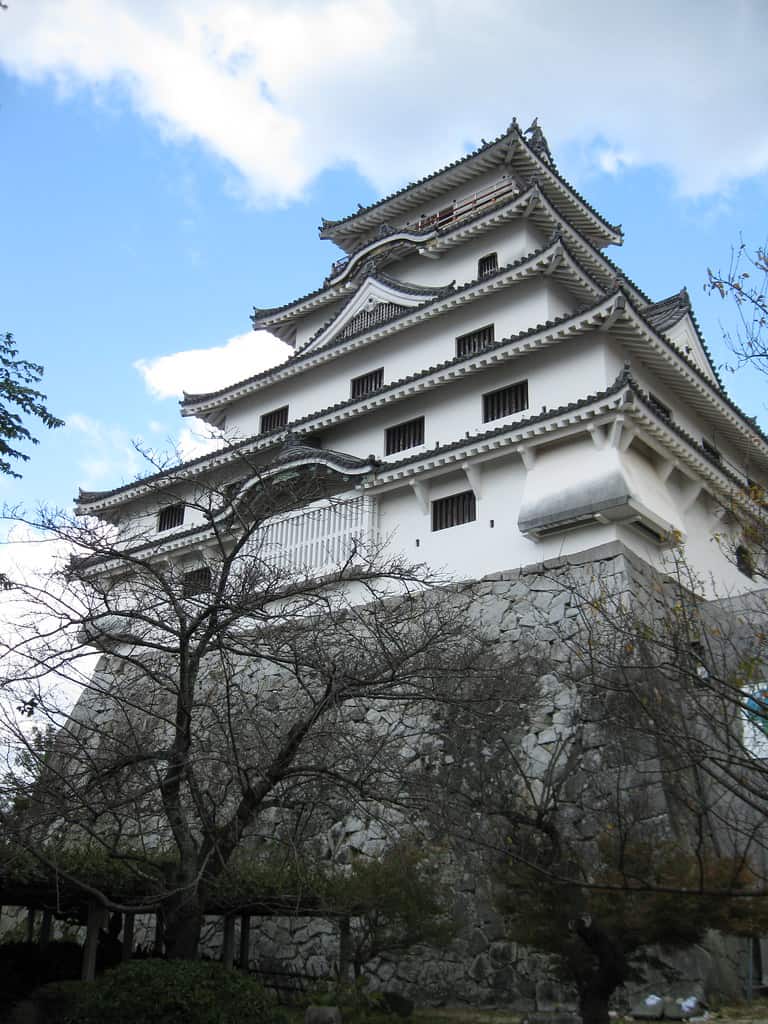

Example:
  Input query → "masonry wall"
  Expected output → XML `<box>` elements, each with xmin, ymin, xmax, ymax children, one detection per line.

<box><xmin>242</xmin><ymin>541</ymin><xmax>760</xmax><ymax>1008</ymax></box>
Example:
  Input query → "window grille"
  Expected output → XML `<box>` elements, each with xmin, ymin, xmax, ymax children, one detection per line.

<box><xmin>351</xmin><ymin>367</ymin><xmax>384</xmax><ymax>399</ymax></box>
<box><xmin>478</xmin><ymin>252</ymin><xmax>498</xmax><ymax>278</ymax></box>
<box><xmin>338</xmin><ymin>303</ymin><xmax>408</xmax><ymax>339</ymax></box>
<box><xmin>432</xmin><ymin>490</ymin><xmax>477</xmax><ymax>532</ymax></box>
<box><xmin>260</xmin><ymin>405</ymin><xmax>289</xmax><ymax>433</ymax></box>
<box><xmin>702</xmin><ymin>437</ymin><xmax>722</xmax><ymax>463</ymax></box>
<box><xmin>648</xmin><ymin>393</ymin><xmax>672</xmax><ymax>420</ymax></box>
<box><xmin>385</xmin><ymin>416</ymin><xmax>425</xmax><ymax>455</ymax></box>
<box><xmin>483</xmin><ymin>380</ymin><xmax>529</xmax><ymax>422</ymax></box>
<box><xmin>456</xmin><ymin>324</ymin><xmax>495</xmax><ymax>357</ymax></box>
<box><xmin>182</xmin><ymin>566</ymin><xmax>212</xmax><ymax>597</ymax></box>
<box><xmin>158</xmin><ymin>503</ymin><xmax>185</xmax><ymax>532</ymax></box>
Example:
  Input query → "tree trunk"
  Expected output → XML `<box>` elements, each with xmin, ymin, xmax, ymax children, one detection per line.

<box><xmin>163</xmin><ymin>895</ymin><xmax>203</xmax><ymax>960</ymax></box>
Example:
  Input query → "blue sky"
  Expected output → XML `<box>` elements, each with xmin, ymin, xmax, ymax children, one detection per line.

<box><xmin>1</xmin><ymin>0</ymin><xmax>767</xmax><ymax>515</ymax></box>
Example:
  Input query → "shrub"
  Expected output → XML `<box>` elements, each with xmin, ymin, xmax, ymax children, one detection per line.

<box><xmin>33</xmin><ymin>959</ymin><xmax>284</xmax><ymax>1024</ymax></box>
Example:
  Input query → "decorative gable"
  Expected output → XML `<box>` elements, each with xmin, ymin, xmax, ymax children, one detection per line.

<box><xmin>299</xmin><ymin>274</ymin><xmax>450</xmax><ymax>355</ymax></box>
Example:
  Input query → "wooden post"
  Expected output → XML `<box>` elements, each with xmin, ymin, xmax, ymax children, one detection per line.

<box><xmin>238</xmin><ymin>914</ymin><xmax>250</xmax><ymax>971</ymax></box>
<box><xmin>122</xmin><ymin>912</ymin><xmax>135</xmax><ymax>961</ymax></box>
<box><xmin>221</xmin><ymin>915</ymin><xmax>235</xmax><ymax>968</ymax></box>
<box><xmin>338</xmin><ymin>916</ymin><xmax>352</xmax><ymax>983</ymax></box>
<box><xmin>40</xmin><ymin>910</ymin><xmax>53</xmax><ymax>949</ymax></box>
<box><xmin>153</xmin><ymin>911</ymin><xmax>164</xmax><ymax>956</ymax></box>
<box><xmin>25</xmin><ymin>908</ymin><xmax>36</xmax><ymax>943</ymax></box>
<box><xmin>81</xmin><ymin>902</ymin><xmax>103</xmax><ymax>982</ymax></box>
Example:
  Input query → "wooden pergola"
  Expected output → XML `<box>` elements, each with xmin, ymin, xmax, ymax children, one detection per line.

<box><xmin>0</xmin><ymin>875</ymin><xmax>352</xmax><ymax>983</ymax></box>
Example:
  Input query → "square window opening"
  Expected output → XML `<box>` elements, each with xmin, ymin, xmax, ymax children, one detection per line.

<box><xmin>432</xmin><ymin>490</ymin><xmax>477</xmax><ymax>532</ymax></box>
<box><xmin>385</xmin><ymin>416</ymin><xmax>425</xmax><ymax>455</ymax></box>
<box><xmin>158</xmin><ymin>503</ymin><xmax>185</xmax><ymax>532</ymax></box>
<box><xmin>456</xmin><ymin>324</ymin><xmax>495</xmax><ymax>358</ymax></box>
<box><xmin>260</xmin><ymin>405</ymin><xmax>289</xmax><ymax>433</ymax></box>
<box><xmin>483</xmin><ymin>380</ymin><xmax>529</xmax><ymax>423</ymax></box>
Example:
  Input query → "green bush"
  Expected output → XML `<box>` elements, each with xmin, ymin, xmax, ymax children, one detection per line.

<box><xmin>33</xmin><ymin>959</ymin><xmax>285</xmax><ymax>1024</ymax></box>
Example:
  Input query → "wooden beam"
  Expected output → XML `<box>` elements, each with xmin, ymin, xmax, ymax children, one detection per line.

<box><xmin>221</xmin><ymin>915</ymin><xmax>236</xmax><ymax>969</ymax></box>
<box><xmin>153</xmin><ymin>911</ymin><xmax>163</xmax><ymax>957</ymax></box>
<box><xmin>81</xmin><ymin>902</ymin><xmax>103</xmax><ymax>982</ymax></box>
<box><xmin>338</xmin><ymin>916</ymin><xmax>352</xmax><ymax>983</ymax></box>
<box><xmin>40</xmin><ymin>910</ymin><xmax>52</xmax><ymax>949</ymax></box>
<box><xmin>238</xmin><ymin>914</ymin><xmax>251</xmax><ymax>971</ymax></box>
<box><xmin>462</xmin><ymin>462</ymin><xmax>482</xmax><ymax>498</ymax></box>
<box><xmin>122</xmin><ymin>912</ymin><xmax>135</xmax><ymax>962</ymax></box>
<box><xmin>25</xmin><ymin>908</ymin><xmax>36</xmax><ymax>943</ymax></box>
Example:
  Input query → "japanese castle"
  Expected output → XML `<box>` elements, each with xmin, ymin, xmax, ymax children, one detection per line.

<box><xmin>77</xmin><ymin>118</ymin><xmax>768</xmax><ymax>597</ymax></box>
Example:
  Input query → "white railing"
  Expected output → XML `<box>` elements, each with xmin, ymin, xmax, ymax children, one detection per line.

<box><xmin>247</xmin><ymin>497</ymin><xmax>378</xmax><ymax>575</ymax></box>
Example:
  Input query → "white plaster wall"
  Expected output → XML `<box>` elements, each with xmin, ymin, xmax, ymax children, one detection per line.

<box><xmin>375</xmin><ymin>456</ymin><xmax>620</xmax><ymax>580</ymax></box>
<box><xmin>224</xmin><ymin>278</ymin><xmax>581</xmax><ymax>440</ymax></box>
<box><xmin>392</xmin><ymin>220</ymin><xmax>546</xmax><ymax>290</ymax></box>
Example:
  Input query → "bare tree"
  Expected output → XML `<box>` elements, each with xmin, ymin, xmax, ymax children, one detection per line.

<box><xmin>0</xmin><ymin>450</ymin><xmax>500</xmax><ymax>960</ymax></box>
<box><xmin>707</xmin><ymin>240</ymin><xmax>768</xmax><ymax>376</ymax></box>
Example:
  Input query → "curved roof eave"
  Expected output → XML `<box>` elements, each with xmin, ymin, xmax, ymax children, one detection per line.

<box><xmin>319</xmin><ymin>121</ymin><xmax>622</xmax><ymax>251</ymax></box>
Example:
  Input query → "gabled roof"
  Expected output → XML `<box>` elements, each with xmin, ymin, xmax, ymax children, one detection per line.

<box><xmin>319</xmin><ymin>119</ymin><xmax>623</xmax><ymax>253</ymax></box>
<box><xmin>641</xmin><ymin>287</ymin><xmax>722</xmax><ymax>389</ymax></box>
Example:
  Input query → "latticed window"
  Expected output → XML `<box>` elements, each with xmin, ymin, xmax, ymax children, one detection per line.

<box><xmin>483</xmin><ymin>380</ymin><xmax>529</xmax><ymax>422</ymax></box>
<box><xmin>456</xmin><ymin>324</ymin><xmax>495</xmax><ymax>357</ymax></box>
<box><xmin>260</xmin><ymin>405</ymin><xmax>289</xmax><ymax>433</ymax></box>
<box><xmin>351</xmin><ymin>367</ymin><xmax>384</xmax><ymax>399</ymax></box>
<box><xmin>385</xmin><ymin>416</ymin><xmax>425</xmax><ymax>455</ymax></box>
<box><xmin>182</xmin><ymin>566</ymin><xmax>212</xmax><ymax>597</ymax></box>
<box><xmin>157</xmin><ymin>503</ymin><xmax>185</xmax><ymax>532</ymax></box>
<box><xmin>338</xmin><ymin>303</ymin><xmax>408</xmax><ymax>339</ymax></box>
<box><xmin>478</xmin><ymin>252</ymin><xmax>498</xmax><ymax>278</ymax></box>
<box><xmin>432</xmin><ymin>490</ymin><xmax>477</xmax><ymax>532</ymax></box>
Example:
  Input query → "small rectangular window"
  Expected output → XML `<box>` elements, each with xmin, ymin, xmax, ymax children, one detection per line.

<box><xmin>483</xmin><ymin>380</ymin><xmax>529</xmax><ymax>423</ymax></box>
<box><xmin>648</xmin><ymin>393</ymin><xmax>672</xmax><ymax>421</ymax></box>
<box><xmin>385</xmin><ymin>416</ymin><xmax>425</xmax><ymax>455</ymax></box>
<box><xmin>456</xmin><ymin>324</ymin><xmax>495</xmax><ymax>358</ymax></box>
<box><xmin>351</xmin><ymin>367</ymin><xmax>384</xmax><ymax>399</ymax></box>
<box><xmin>478</xmin><ymin>253</ymin><xmax>498</xmax><ymax>278</ymax></box>
<box><xmin>182</xmin><ymin>566</ymin><xmax>212</xmax><ymax>597</ymax></box>
<box><xmin>702</xmin><ymin>438</ymin><xmax>722</xmax><ymax>463</ymax></box>
<box><xmin>432</xmin><ymin>490</ymin><xmax>477</xmax><ymax>532</ymax></box>
<box><xmin>158</xmin><ymin>503</ymin><xmax>185</xmax><ymax>532</ymax></box>
<box><xmin>260</xmin><ymin>405</ymin><xmax>289</xmax><ymax>433</ymax></box>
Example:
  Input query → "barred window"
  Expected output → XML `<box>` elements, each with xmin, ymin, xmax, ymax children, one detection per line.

<box><xmin>260</xmin><ymin>405</ymin><xmax>289</xmax><ymax>433</ymax></box>
<box><xmin>478</xmin><ymin>252</ymin><xmax>498</xmax><ymax>278</ymax></box>
<box><xmin>351</xmin><ymin>367</ymin><xmax>384</xmax><ymax>399</ymax></box>
<box><xmin>183</xmin><ymin>566</ymin><xmax>212</xmax><ymax>597</ymax></box>
<box><xmin>648</xmin><ymin>392</ymin><xmax>672</xmax><ymax>420</ymax></box>
<box><xmin>702</xmin><ymin>437</ymin><xmax>722</xmax><ymax>463</ymax></box>
<box><xmin>158</xmin><ymin>503</ymin><xmax>185</xmax><ymax>532</ymax></box>
<box><xmin>432</xmin><ymin>490</ymin><xmax>477</xmax><ymax>532</ymax></box>
<box><xmin>456</xmin><ymin>324</ymin><xmax>495</xmax><ymax>358</ymax></box>
<box><xmin>483</xmin><ymin>380</ymin><xmax>529</xmax><ymax>422</ymax></box>
<box><xmin>385</xmin><ymin>416</ymin><xmax>425</xmax><ymax>455</ymax></box>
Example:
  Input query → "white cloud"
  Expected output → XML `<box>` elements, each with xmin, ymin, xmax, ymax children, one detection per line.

<box><xmin>1</xmin><ymin>0</ymin><xmax>766</xmax><ymax>201</ymax></box>
<box><xmin>66</xmin><ymin>412</ymin><xmax>143</xmax><ymax>488</ymax></box>
<box><xmin>134</xmin><ymin>330</ymin><xmax>291</xmax><ymax>400</ymax></box>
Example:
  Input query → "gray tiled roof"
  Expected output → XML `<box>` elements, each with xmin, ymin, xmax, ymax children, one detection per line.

<box><xmin>318</xmin><ymin>120</ymin><xmax>622</xmax><ymax>243</ymax></box>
